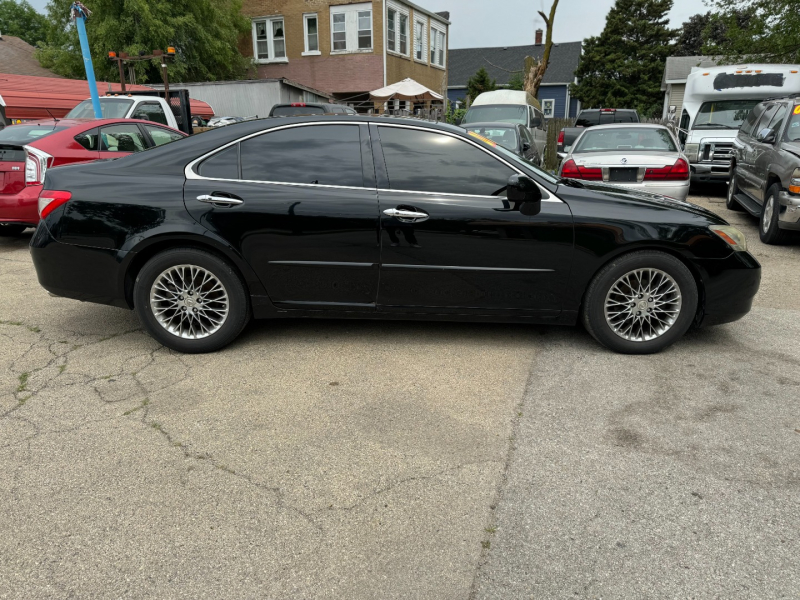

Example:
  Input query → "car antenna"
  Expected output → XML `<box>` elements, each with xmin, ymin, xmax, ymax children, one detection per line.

<box><xmin>44</xmin><ymin>108</ymin><xmax>60</xmax><ymax>129</ymax></box>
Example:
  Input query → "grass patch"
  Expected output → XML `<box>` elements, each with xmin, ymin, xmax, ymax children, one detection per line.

<box><xmin>17</xmin><ymin>372</ymin><xmax>30</xmax><ymax>393</ymax></box>
<box><xmin>481</xmin><ymin>541</ymin><xmax>491</xmax><ymax>549</ymax></box>
<box><xmin>0</xmin><ymin>320</ymin><xmax>40</xmax><ymax>333</ymax></box>
<box><xmin>58</xmin><ymin>365</ymin><xmax>66</xmax><ymax>375</ymax></box>
<box><xmin>122</xmin><ymin>398</ymin><xmax>149</xmax><ymax>416</ymax></box>
<box><xmin>485</xmin><ymin>526</ymin><xmax>497</xmax><ymax>534</ymax></box>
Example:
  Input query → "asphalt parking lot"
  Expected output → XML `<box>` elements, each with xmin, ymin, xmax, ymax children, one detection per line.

<box><xmin>1</xmin><ymin>184</ymin><xmax>798</xmax><ymax>599</ymax></box>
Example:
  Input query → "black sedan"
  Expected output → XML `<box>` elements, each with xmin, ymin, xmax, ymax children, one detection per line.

<box><xmin>463</xmin><ymin>121</ymin><xmax>540</xmax><ymax>165</ymax></box>
<box><xmin>30</xmin><ymin>116</ymin><xmax>760</xmax><ymax>354</ymax></box>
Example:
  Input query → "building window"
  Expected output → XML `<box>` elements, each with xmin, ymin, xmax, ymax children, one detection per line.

<box><xmin>252</xmin><ymin>17</ymin><xmax>286</xmax><ymax>63</ymax></box>
<box><xmin>430</xmin><ymin>25</ymin><xmax>446</xmax><ymax>67</ymax></box>
<box><xmin>330</xmin><ymin>3</ymin><xmax>372</xmax><ymax>53</ymax></box>
<box><xmin>387</xmin><ymin>3</ymin><xmax>409</xmax><ymax>56</ymax></box>
<box><xmin>542</xmin><ymin>99</ymin><xmax>555</xmax><ymax>118</ymax></box>
<box><xmin>304</xmin><ymin>14</ymin><xmax>319</xmax><ymax>54</ymax></box>
<box><xmin>414</xmin><ymin>18</ymin><xmax>427</xmax><ymax>62</ymax></box>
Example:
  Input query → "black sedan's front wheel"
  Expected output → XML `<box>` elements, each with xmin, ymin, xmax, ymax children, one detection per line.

<box><xmin>582</xmin><ymin>251</ymin><xmax>698</xmax><ymax>354</ymax></box>
<box><xmin>133</xmin><ymin>248</ymin><xmax>251</xmax><ymax>353</ymax></box>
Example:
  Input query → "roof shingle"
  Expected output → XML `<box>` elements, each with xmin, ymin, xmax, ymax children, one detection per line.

<box><xmin>0</xmin><ymin>35</ymin><xmax>63</xmax><ymax>79</ymax></box>
<box><xmin>448</xmin><ymin>41</ymin><xmax>582</xmax><ymax>88</ymax></box>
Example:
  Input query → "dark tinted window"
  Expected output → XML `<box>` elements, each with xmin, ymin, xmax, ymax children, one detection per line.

<box><xmin>241</xmin><ymin>124</ymin><xmax>363</xmax><ymax>186</ymax></box>
<box><xmin>379</xmin><ymin>127</ymin><xmax>515</xmax><ymax>196</ymax></box>
<box><xmin>754</xmin><ymin>104</ymin><xmax>778</xmax><ymax>137</ymax></box>
<box><xmin>271</xmin><ymin>105</ymin><xmax>326</xmax><ymax>117</ymax></box>
<box><xmin>0</xmin><ymin>125</ymin><xmax>68</xmax><ymax>145</ymax></box>
<box><xmin>75</xmin><ymin>128</ymin><xmax>100</xmax><ymax>151</ymax></box>
<box><xmin>576</xmin><ymin>110</ymin><xmax>638</xmax><ymax>126</ymax></box>
<box><xmin>132</xmin><ymin>102</ymin><xmax>169</xmax><ymax>126</ymax></box>
<box><xmin>766</xmin><ymin>105</ymin><xmax>788</xmax><ymax>139</ymax></box>
<box><xmin>198</xmin><ymin>144</ymin><xmax>239</xmax><ymax>179</ymax></box>
<box><xmin>740</xmin><ymin>102</ymin><xmax>765</xmax><ymax>136</ymax></box>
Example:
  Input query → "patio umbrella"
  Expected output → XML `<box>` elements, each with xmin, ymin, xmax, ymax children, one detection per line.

<box><xmin>369</xmin><ymin>78</ymin><xmax>444</xmax><ymax>101</ymax></box>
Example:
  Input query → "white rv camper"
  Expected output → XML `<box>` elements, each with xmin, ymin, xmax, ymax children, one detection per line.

<box><xmin>679</xmin><ymin>64</ymin><xmax>800</xmax><ymax>182</ymax></box>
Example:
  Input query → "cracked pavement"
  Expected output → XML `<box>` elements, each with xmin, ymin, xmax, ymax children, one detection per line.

<box><xmin>2</xmin><ymin>185</ymin><xmax>799</xmax><ymax>599</ymax></box>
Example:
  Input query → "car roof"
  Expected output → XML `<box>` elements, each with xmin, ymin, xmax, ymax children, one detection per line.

<box><xmin>462</xmin><ymin>122</ymin><xmax>520</xmax><ymax>129</ymax></box>
<box><xmin>579</xmin><ymin>123</ymin><xmax>669</xmax><ymax>131</ymax></box>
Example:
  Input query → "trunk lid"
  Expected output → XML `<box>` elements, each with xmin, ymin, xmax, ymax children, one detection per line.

<box><xmin>0</xmin><ymin>145</ymin><xmax>26</xmax><ymax>195</ymax></box>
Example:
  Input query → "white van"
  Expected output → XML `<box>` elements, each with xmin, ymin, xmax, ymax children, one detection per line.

<box><xmin>678</xmin><ymin>64</ymin><xmax>800</xmax><ymax>182</ymax></box>
<box><xmin>461</xmin><ymin>90</ymin><xmax>547</xmax><ymax>159</ymax></box>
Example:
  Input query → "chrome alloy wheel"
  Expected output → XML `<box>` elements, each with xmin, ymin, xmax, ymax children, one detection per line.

<box><xmin>762</xmin><ymin>195</ymin><xmax>774</xmax><ymax>234</ymax></box>
<box><xmin>604</xmin><ymin>268</ymin><xmax>682</xmax><ymax>342</ymax></box>
<box><xmin>149</xmin><ymin>264</ymin><xmax>229</xmax><ymax>339</ymax></box>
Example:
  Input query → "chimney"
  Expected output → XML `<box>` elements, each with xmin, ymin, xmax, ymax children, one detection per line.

<box><xmin>535</xmin><ymin>29</ymin><xmax>543</xmax><ymax>45</ymax></box>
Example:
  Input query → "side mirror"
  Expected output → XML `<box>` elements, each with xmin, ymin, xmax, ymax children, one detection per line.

<box><xmin>522</xmin><ymin>141</ymin><xmax>531</xmax><ymax>152</ymax></box>
<box><xmin>507</xmin><ymin>174</ymin><xmax>542</xmax><ymax>216</ymax></box>
<box><xmin>756</xmin><ymin>128</ymin><xmax>775</xmax><ymax>143</ymax></box>
<box><xmin>531</xmin><ymin>117</ymin><xmax>542</xmax><ymax>128</ymax></box>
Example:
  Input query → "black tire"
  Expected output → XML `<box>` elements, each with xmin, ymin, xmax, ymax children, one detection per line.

<box><xmin>133</xmin><ymin>248</ymin><xmax>251</xmax><ymax>353</ymax></box>
<box><xmin>582</xmin><ymin>250</ymin><xmax>699</xmax><ymax>355</ymax></box>
<box><xmin>759</xmin><ymin>184</ymin><xmax>792</xmax><ymax>245</ymax></box>
<box><xmin>726</xmin><ymin>169</ymin><xmax>744</xmax><ymax>211</ymax></box>
<box><xmin>0</xmin><ymin>224</ymin><xmax>27</xmax><ymax>236</ymax></box>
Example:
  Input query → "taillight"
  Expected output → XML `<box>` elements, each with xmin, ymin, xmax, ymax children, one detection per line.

<box><xmin>644</xmin><ymin>158</ymin><xmax>689</xmax><ymax>181</ymax></box>
<box><xmin>23</xmin><ymin>145</ymin><xmax>53</xmax><ymax>186</ymax></box>
<box><xmin>560</xmin><ymin>159</ymin><xmax>602</xmax><ymax>180</ymax></box>
<box><xmin>38</xmin><ymin>190</ymin><xmax>72</xmax><ymax>219</ymax></box>
<box><xmin>290</xmin><ymin>102</ymin><xmax>306</xmax><ymax>107</ymax></box>
<box><xmin>557</xmin><ymin>130</ymin><xmax>565</xmax><ymax>145</ymax></box>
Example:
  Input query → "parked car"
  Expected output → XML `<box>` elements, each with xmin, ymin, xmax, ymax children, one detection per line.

<box><xmin>463</xmin><ymin>122</ymin><xmax>541</xmax><ymax>165</ymax></box>
<box><xmin>460</xmin><ymin>90</ymin><xmax>547</xmax><ymax>158</ymax></box>
<box><xmin>30</xmin><ymin>116</ymin><xmax>760</xmax><ymax>355</ymax></box>
<box><xmin>0</xmin><ymin>118</ymin><xmax>186</xmax><ymax>235</ymax></box>
<box><xmin>728</xmin><ymin>95</ymin><xmax>800</xmax><ymax>244</ymax></box>
<box><xmin>557</xmin><ymin>108</ymin><xmax>640</xmax><ymax>155</ymax></box>
<box><xmin>269</xmin><ymin>103</ymin><xmax>358</xmax><ymax>117</ymax></box>
<box><xmin>207</xmin><ymin>116</ymin><xmax>246</xmax><ymax>128</ymax></box>
<box><xmin>559</xmin><ymin>124</ymin><xmax>690</xmax><ymax>201</ymax></box>
<box><xmin>67</xmin><ymin>95</ymin><xmax>180</xmax><ymax>130</ymax></box>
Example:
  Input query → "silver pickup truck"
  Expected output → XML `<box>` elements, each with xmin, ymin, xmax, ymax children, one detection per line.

<box><xmin>728</xmin><ymin>95</ymin><xmax>800</xmax><ymax>244</ymax></box>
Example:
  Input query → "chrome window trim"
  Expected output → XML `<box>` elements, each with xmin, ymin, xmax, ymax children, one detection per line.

<box><xmin>184</xmin><ymin>120</ymin><xmax>563</xmax><ymax>203</ymax></box>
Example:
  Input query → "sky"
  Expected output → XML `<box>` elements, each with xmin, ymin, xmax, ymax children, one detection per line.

<box><xmin>25</xmin><ymin>0</ymin><xmax>700</xmax><ymax>49</ymax></box>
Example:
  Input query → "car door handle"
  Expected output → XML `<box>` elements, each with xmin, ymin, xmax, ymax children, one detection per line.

<box><xmin>197</xmin><ymin>194</ymin><xmax>244</xmax><ymax>207</ymax></box>
<box><xmin>383</xmin><ymin>208</ymin><xmax>429</xmax><ymax>222</ymax></box>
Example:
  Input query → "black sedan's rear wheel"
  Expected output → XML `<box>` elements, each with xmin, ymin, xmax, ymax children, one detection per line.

<box><xmin>133</xmin><ymin>248</ymin><xmax>250</xmax><ymax>353</ymax></box>
<box><xmin>582</xmin><ymin>251</ymin><xmax>698</xmax><ymax>354</ymax></box>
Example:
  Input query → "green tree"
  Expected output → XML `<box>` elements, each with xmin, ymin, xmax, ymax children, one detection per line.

<box><xmin>467</xmin><ymin>67</ymin><xmax>496</xmax><ymax>103</ymax></box>
<box><xmin>507</xmin><ymin>71</ymin><xmax>524</xmax><ymax>91</ymax></box>
<box><xmin>673</xmin><ymin>10</ymin><xmax>751</xmax><ymax>57</ymax></box>
<box><xmin>35</xmin><ymin>0</ymin><xmax>252</xmax><ymax>84</ymax></box>
<box><xmin>704</xmin><ymin>0</ymin><xmax>797</xmax><ymax>63</ymax></box>
<box><xmin>0</xmin><ymin>0</ymin><xmax>48</xmax><ymax>46</ymax></box>
<box><xmin>570</xmin><ymin>0</ymin><xmax>675</xmax><ymax>118</ymax></box>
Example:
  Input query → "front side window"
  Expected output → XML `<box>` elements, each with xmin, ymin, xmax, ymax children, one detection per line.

<box><xmin>692</xmin><ymin>99</ymin><xmax>758</xmax><ymax>130</ymax></box>
<box><xmin>784</xmin><ymin>106</ymin><xmax>800</xmax><ymax>142</ymax></box>
<box><xmin>144</xmin><ymin>125</ymin><xmax>184</xmax><ymax>147</ymax></box>
<box><xmin>740</xmin><ymin>103</ymin><xmax>765</xmax><ymax>136</ymax></box>
<box><xmin>573</xmin><ymin>127</ymin><xmax>678</xmax><ymax>153</ymax></box>
<box><xmin>100</xmin><ymin>124</ymin><xmax>147</xmax><ymax>153</ymax></box>
<box><xmin>753</xmin><ymin>104</ymin><xmax>778</xmax><ymax>137</ymax></box>
<box><xmin>252</xmin><ymin>17</ymin><xmax>285</xmax><ymax>62</ymax></box>
<box><xmin>379</xmin><ymin>127</ymin><xmax>516</xmax><ymax>196</ymax></box>
<box><xmin>240</xmin><ymin>125</ymin><xmax>363</xmax><ymax>187</ymax></box>
<box><xmin>131</xmin><ymin>103</ymin><xmax>168</xmax><ymax>126</ymax></box>
<box><xmin>765</xmin><ymin>105</ymin><xmax>788</xmax><ymax>141</ymax></box>
<box><xmin>304</xmin><ymin>14</ymin><xmax>319</xmax><ymax>53</ymax></box>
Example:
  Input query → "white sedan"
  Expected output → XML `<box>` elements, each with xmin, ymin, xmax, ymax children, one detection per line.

<box><xmin>559</xmin><ymin>123</ymin><xmax>690</xmax><ymax>201</ymax></box>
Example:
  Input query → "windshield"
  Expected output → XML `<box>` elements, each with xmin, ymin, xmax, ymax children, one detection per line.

<box><xmin>0</xmin><ymin>124</ymin><xmax>68</xmax><ymax>145</ymax></box>
<box><xmin>575</xmin><ymin>111</ymin><xmax>638</xmax><ymax>126</ymax></box>
<box><xmin>66</xmin><ymin>99</ymin><xmax>134</xmax><ymax>119</ymax></box>
<box><xmin>465</xmin><ymin>126</ymin><xmax>518</xmax><ymax>151</ymax></box>
<box><xmin>462</xmin><ymin>106</ymin><xmax>527</xmax><ymax>125</ymax></box>
<box><xmin>574</xmin><ymin>127</ymin><xmax>677</xmax><ymax>153</ymax></box>
<box><xmin>271</xmin><ymin>106</ymin><xmax>326</xmax><ymax>116</ymax></box>
<box><xmin>785</xmin><ymin>108</ymin><xmax>800</xmax><ymax>142</ymax></box>
<box><xmin>692</xmin><ymin>100</ymin><xmax>758</xmax><ymax>130</ymax></box>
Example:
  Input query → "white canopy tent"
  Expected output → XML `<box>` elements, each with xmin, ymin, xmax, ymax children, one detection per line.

<box><xmin>369</xmin><ymin>78</ymin><xmax>444</xmax><ymax>102</ymax></box>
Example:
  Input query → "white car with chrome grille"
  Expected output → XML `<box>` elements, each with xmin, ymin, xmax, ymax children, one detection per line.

<box><xmin>559</xmin><ymin>123</ymin><xmax>690</xmax><ymax>201</ymax></box>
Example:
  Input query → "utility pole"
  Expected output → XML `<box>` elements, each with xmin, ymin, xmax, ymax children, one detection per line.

<box><xmin>70</xmin><ymin>2</ymin><xmax>102</xmax><ymax>118</ymax></box>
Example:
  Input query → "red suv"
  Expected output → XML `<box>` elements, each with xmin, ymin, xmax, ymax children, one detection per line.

<box><xmin>0</xmin><ymin>118</ymin><xmax>186</xmax><ymax>235</ymax></box>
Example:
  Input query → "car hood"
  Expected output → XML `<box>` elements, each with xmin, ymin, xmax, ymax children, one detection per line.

<box><xmin>781</xmin><ymin>140</ymin><xmax>800</xmax><ymax>159</ymax></box>
<box><xmin>557</xmin><ymin>179</ymin><xmax>726</xmax><ymax>223</ymax></box>
<box><xmin>571</xmin><ymin>152</ymin><xmax>680</xmax><ymax>167</ymax></box>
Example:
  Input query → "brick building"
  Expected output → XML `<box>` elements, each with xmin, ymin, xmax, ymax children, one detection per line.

<box><xmin>240</xmin><ymin>0</ymin><xmax>449</xmax><ymax>111</ymax></box>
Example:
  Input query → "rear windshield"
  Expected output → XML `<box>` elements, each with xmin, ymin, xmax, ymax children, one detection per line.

<box><xmin>785</xmin><ymin>108</ymin><xmax>800</xmax><ymax>142</ymax></box>
<box><xmin>271</xmin><ymin>106</ymin><xmax>326</xmax><ymax>117</ymax></box>
<box><xmin>462</xmin><ymin>106</ymin><xmax>527</xmax><ymax>125</ymax></box>
<box><xmin>66</xmin><ymin>99</ymin><xmax>134</xmax><ymax>119</ymax></box>
<box><xmin>0</xmin><ymin>147</ymin><xmax>27</xmax><ymax>161</ymax></box>
<box><xmin>692</xmin><ymin>100</ymin><xmax>758</xmax><ymax>130</ymax></box>
<box><xmin>465</xmin><ymin>126</ymin><xmax>518</xmax><ymax>151</ymax></box>
<box><xmin>0</xmin><ymin>125</ymin><xmax>68</xmax><ymax>145</ymax></box>
<box><xmin>573</xmin><ymin>127</ymin><xmax>677</xmax><ymax>153</ymax></box>
<box><xmin>576</xmin><ymin>111</ymin><xmax>639</xmax><ymax>126</ymax></box>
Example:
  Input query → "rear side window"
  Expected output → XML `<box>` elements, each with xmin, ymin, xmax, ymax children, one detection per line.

<box><xmin>740</xmin><ymin>103</ymin><xmax>766</xmax><ymax>136</ymax></box>
<box><xmin>198</xmin><ymin>144</ymin><xmax>239</xmax><ymax>179</ymax></box>
<box><xmin>766</xmin><ymin>105</ymin><xmax>788</xmax><ymax>139</ymax></box>
<box><xmin>131</xmin><ymin>102</ymin><xmax>169</xmax><ymax>126</ymax></box>
<box><xmin>271</xmin><ymin>105</ymin><xmax>326</xmax><ymax>117</ymax></box>
<box><xmin>379</xmin><ymin>127</ymin><xmax>515</xmax><ymax>196</ymax></box>
<box><xmin>74</xmin><ymin>128</ymin><xmax>100</xmax><ymax>150</ymax></box>
<box><xmin>240</xmin><ymin>124</ymin><xmax>363</xmax><ymax>187</ymax></box>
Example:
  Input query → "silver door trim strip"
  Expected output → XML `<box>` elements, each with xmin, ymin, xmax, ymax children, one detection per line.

<box><xmin>269</xmin><ymin>261</ymin><xmax>376</xmax><ymax>267</ymax></box>
<box><xmin>382</xmin><ymin>264</ymin><xmax>554</xmax><ymax>272</ymax></box>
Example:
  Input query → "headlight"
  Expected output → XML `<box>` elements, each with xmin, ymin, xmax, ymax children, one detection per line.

<box><xmin>709</xmin><ymin>225</ymin><xmax>747</xmax><ymax>252</ymax></box>
<box><xmin>789</xmin><ymin>167</ymin><xmax>800</xmax><ymax>195</ymax></box>
<box><xmin>684</xmin><ymin>143</ymin><xmax>699</xmax><ymax>163</ymax></box>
